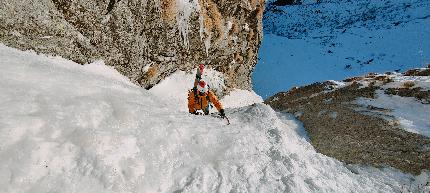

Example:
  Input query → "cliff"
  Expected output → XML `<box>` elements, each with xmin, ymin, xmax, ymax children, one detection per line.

<box><xmin>0</xmin><ymin>0</ymin><xmax>265</xmax><ymax>92</ymax></box>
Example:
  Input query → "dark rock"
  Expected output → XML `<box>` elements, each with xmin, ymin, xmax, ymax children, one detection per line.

<box><xmin>345</xmin><ymin>64</ymin><xmax>352</xmax><ymax>69</ymax></box>
<box><xmin>344</xmin><ymin>76</ymin><xmax>363</xmax><ymax>82</ymax></box>
<box><xmin>404</xmin><ymin>68</ymin><xmax>430</xmax><ymax>76</ymax></box>
<box><xmin>272</xmin><ymin>0</ymin><xmax>302</xmax><ymax>6</ymax></box>
<box><xmin>385</xmin><ymin>87</ymin><xmax>430</xmax><ymax>102</ymax></box>
<box><xmin>404</xmin><ymin>69</ymin><xmax>421</xmax><ymax>76</ymax></box>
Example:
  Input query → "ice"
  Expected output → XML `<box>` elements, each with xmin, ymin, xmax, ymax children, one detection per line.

<box><xmin>176</xmin><ymin>0</ymin><xmax>200</xmax><ymax>49</ymax></box>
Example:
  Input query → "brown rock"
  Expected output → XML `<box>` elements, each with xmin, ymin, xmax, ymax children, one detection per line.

<box><xmin>365</xmin><ymin>72</ymin><xmax>378</xmax><ymax>78</ymax></box>
<box><xmin>0</xmin><ymin>0</ymin><xmax>265</xmax><ymax>94</ymax></box>
<box><xmin>344</xmin><ymin>76</ymin><xmax>363</xmax><ymax>82</ymax></box>
<box><xmin>404</xmin><ymin>69</ymin><xmax>421</xmax><ymax>76</ymax></box>
<box><xmin>265</xmin><ymin>81</ymin><xmax>430</xmax><ymax>175</ymax></box>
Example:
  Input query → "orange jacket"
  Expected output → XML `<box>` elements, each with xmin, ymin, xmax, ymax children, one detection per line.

<box><xmin>188</xmin><ymin>89</ymin><xmax>223</xmax><ymax>114</ymax></box>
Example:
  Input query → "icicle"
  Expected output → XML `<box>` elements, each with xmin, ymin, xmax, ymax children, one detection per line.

<box><xmin>199</xmin><ymin>6</ymin><xmax>204</xmax><ymax>42</ymax></box>
<box><xmin>204</xmin><ymin>33</ymin><xmax>211</xmax><ymax>56</ymax></box>
<box><xmin>176</xmin><ymin>0</ymin><xmax>200</xmax><ymax>49</ymax></box>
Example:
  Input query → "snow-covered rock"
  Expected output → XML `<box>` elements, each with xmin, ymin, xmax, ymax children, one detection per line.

<box><xmin>265</xmin><ymin>67</ymin><xmax>430</xmax><ymax>175</ymax></box>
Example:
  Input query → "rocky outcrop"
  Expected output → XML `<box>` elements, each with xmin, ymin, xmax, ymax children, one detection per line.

<box><xmin>0</xmin><ymin>0</ymin><xmax>265</xmax><ymax>92</ymax></box>
<box><xmin>265</xmin><ymin>68</ymin><xmax>430</xmax><ymax>175</ymax></box>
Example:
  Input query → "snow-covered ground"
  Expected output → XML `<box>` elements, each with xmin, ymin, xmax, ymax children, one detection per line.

<box><xmin>253</xmin><ymin>0</ymin><xmax>430</xmax><ymax>98</ymax></box>
<box><xmin>1</xmin><ymin>44</ymin><xmax>429</xmax><ymax>192</ymax></box>
<box><xmin>354</xmin><ymin>72</ymin><xmax>430</xmax><ymax>138</ymax></box>
<box><xmin>357</xmin><ymin>90</ymin><xmax>430</xmax><ymax>137</ymax></box>
<box><xmin>148</xmin><ymin>70</ymin><xmax>263</xmax><ymax>112</ymax></box>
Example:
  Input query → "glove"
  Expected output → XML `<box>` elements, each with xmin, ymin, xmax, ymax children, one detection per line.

<box><xmin>191</xmin><ymin>111</ymin><xmax>203</xmax><ymax>115</ymax></box>
<box><xmin>219</xmin><ymin>109</ymin><xmax>225</xmax><ymax>118</ymax></box>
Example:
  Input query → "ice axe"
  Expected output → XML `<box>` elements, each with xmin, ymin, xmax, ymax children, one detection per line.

<box><xmin>223</xmin><ymin>115</ymin><xmax>230</xmax><ymax>125</ymax></box>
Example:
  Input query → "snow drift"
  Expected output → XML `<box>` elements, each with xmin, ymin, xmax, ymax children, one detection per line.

<box><xmin>0</xmin><ymin>44</ymin><xmax>428</xmax><ymax>193</ymax></box>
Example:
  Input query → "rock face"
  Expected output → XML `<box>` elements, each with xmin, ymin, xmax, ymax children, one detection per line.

<box><xmin>0</xmin><ymin>0</ymin><xmax>265</xmax><ymax>91</ymax></box>
<box><xmin>265</xmin><ymin>68</ymin><xmax>430</xmax><ymax>175</ymax></box>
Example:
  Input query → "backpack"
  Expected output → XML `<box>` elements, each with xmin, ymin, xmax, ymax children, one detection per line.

<box><xmin>191</xmin><ymin>86</ymin><xmax>213</xmax><ymax>110</ymax></box>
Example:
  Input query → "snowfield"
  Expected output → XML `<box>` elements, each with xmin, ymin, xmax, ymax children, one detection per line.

<box><xmin>0</xmin><ymin>44</ymin><xmax>428</xmax><ymax>192</ymax></box>
<box><xmin>253</xmin><ymin>0</ymin><xmax>430</xmax><ymax>98</ymax></box>
<box><xmin>354</xmin><ymin>72</ymin><xmax>430</xmax><ymax>138</ymax></box>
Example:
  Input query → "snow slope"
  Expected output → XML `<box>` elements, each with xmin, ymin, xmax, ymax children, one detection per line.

<box><xmin>353</xmin><ymin>72</ymin><xmax>430</xmax><ymax>138</ymax></box>
<box><xmin>0</xmin><ymin>44</ymin><xmax>429</xmax><ymax>192</ymax></box>
<box><xmin>357</xmin><ymin>90</ymin><xmax>430</xmax><ymax>137</ymax></box>
<box><xmin>148</xmin><ymin>70</ymin><xmax>263</xmax><ymax>113</ymax></box>
<box><xmin>253</xmin><ymin>0</ymin><xmax>430</xmax><ymax>98</ymax></box>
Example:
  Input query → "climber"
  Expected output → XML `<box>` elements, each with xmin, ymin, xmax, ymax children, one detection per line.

<box><xmin>188</xmin><ymin>63</ymin><xmax>225</xmax><ymax>117</ymax></box>
<box><xmin>188</xmin><ymin>79</ymin><xmax>225</xmax><ymax>117</ymax></box>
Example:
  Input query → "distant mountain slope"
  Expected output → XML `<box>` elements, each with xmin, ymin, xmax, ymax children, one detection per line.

<box><xmin>253</xmin><ymin>0</ymin><xmax>430</xmax><ymax>98</ymax></box>
<box><xmin>264</xmin><ymin>0</ymin><xmax>430</xmax><ymax>39</ymax></box>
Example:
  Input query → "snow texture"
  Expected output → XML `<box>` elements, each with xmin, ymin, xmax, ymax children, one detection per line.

<box><xmin>0</xmin><ymin>44</ymin><xmax>429</xmax><ymax>192</ymax></box>
<box><xmin>383</xmin><ymin>72</ymin><xmax>430</xmax><ymax>91</ymax></box>
<box><xmin>253</xmin><ymin>0</ymin><xmax>430</xmax><ymax>98</ymax></box>
<box><xmin>356</xmin><ymin>89</ymin><xmax>430</xmax><ymax>138</ymax></box>
<box><xmin>220</xmin><ymin>89</ymin><xmax>263</xmax><ymax>109</ymax></box>
<box><xmin>149</xmin><ymin>68</ymin><xmax>228</xmax><ymax>113</ymax></box>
